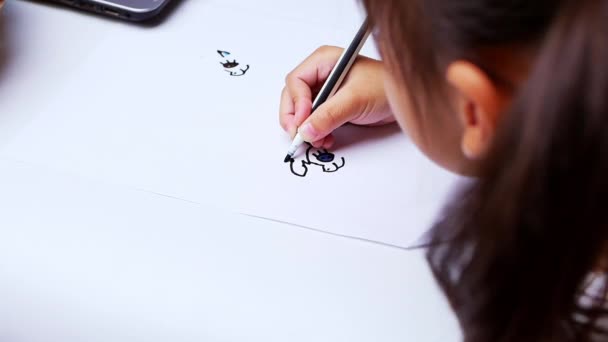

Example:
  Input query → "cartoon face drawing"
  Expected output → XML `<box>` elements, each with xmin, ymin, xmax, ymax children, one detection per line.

<box><xmin>285</xmin><ymin>143</ymin><xmax>346</xmax><ymax>177</ymax></box>
<box><xmin>218</xmin><ymin>50</ymin><xmax>250</xmax><ymax>77</ymax></box>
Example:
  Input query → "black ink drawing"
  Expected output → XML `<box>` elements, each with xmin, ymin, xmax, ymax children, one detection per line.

<box><xmin>218</xmin><ymin>50</ymin><xmax>250</xmax><ymax>77</ymax></box>
<box><xmin>285</xmin><ymin>143</ymin><xmax>346</xmax><ymax>178</ymax></box>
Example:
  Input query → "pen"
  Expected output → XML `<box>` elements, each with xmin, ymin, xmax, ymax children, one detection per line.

<box><xmin>283</xmin><ymin>18</ymin><xmax>372</xmax><ymax>162</ymax></box>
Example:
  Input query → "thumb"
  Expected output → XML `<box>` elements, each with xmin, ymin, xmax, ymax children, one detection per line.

<box><xmin>298</xmin><ymin>91</ymin><xmax>359</xmax><ymax>142</ymax></box>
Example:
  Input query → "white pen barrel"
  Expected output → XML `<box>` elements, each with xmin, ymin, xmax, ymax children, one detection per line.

<box><xmin>287</xmin><ymin>133</ymin><xmax>305</xmax><ymax>156</ymax></box>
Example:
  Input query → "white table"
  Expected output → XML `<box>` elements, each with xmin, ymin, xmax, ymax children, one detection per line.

<box><xmin>0</xmin><ymin>1</ymin><xmax>460</xmax><ymax>341</ymax></box>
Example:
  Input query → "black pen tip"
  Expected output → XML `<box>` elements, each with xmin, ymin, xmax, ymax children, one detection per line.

<box><xmin>283</xmin><ymin>154</ymin><xmax>291</xmax><ymax>163</ymax></box>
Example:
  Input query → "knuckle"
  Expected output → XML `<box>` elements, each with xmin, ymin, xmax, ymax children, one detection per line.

<box><xmin>292</xmin><ymin>94</ymin><xmax>303</xmax><ymax>103</ymax></box>
<box><xmin>315</xmin><ymin>45</ymin><xmax>330</xmax><ymax>54</ymax></box>
<box><xmin>312</xmin><ymin>45</ymin><xmax>331</xmax><ymax>58</ymax></box>
<box><xmin>315</xmin><ymin>45</ymin><xmax>341</xmax><ymax>58</ymax></box>
<box><xmin>284</xmin><ymin>71</ymin><xmax>295</xmax><ymax>84</ymax></box>
<box><xmin>279</xmin><ymin>115</ymin><xmax>289</xmax><ymax>130</ymax></box>
<box><xmin>314</xmin><ymin>45</ymin><xmax>333</xmax><ymax>57</ymax></box>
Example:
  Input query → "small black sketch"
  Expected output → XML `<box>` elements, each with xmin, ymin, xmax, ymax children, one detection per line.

<box><xmin>217</xmin><ymin>50</ymin><xmax>231</xmax><ymax>58</ymax></box>
<box><xmin>221</xmin><ymin>60</ymin><xmax>240</xmax><ymax>68</ymax></box>
<box><xmin>285</xmin><ymin>143</ymin><xmax>346</xmax><ymax>178</ymax></box>
<box><xmin>217</xmin><ymin>50</ymin><xmax>250</xmax><ymax>77</ymax></box>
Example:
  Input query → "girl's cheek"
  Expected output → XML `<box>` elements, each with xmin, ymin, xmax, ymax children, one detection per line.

<box><xmin>384</xmin><ymin>73</ymin><xmax>428</xmax><ymax>152</ymax></box>
<box><xmin>384</xmin><ymin>71</ymin><xmax>472</xmax><ymax>175</ymax></box>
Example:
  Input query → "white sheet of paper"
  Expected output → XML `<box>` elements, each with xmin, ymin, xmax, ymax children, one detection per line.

<box><xmin>0</xmin><ymin>3</ymin><xmax>462</xmax><ymax>247</ymax></box>
<box><xmin>0</xmin><ymin>1</ymin><xmax>121</xmax><ymax>146</ymax></box>
<box><xmin>0</xmin><ymin>158</ymin><xmax>460</xmax><ymax>342</ymax></box>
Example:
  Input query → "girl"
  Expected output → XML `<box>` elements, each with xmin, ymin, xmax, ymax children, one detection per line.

<box><xmin>279</xmin><ymin>1</ymin><xmax>608</xmax><ymax>341</ymax></box>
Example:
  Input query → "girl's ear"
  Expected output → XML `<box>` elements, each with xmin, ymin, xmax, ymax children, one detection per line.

<box><xmin>446</xmin><ymin>60</ymin><xmax>508</xmax><ymax>159</ymax></box>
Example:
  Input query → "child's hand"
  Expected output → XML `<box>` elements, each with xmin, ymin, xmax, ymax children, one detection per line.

<box><xmin>279</xmin><ymin>46</ymin><xmax>394</xmax><ymax>148</ymax></box>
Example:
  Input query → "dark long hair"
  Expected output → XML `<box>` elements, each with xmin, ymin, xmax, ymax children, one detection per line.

<box><xmin>362</xmin><ymin>0</ymin><xmax>608</xmax><ymax>341</ymax></box>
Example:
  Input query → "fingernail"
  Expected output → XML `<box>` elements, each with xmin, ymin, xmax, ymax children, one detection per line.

<box><xmin>299</xmin><ymin>123</ymin><xmax>319</xmax><ymax>142</ymax></box>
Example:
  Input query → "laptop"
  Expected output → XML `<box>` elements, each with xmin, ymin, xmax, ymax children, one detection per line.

<box><xmin>50</xmin><ymin>0</ymin><xmax>174</xmax><ymax>21</ymax></box>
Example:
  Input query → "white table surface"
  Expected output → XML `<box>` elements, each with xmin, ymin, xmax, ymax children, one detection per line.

<box><xmin>0</xmin><ymin>1</ymin><xmax>460</xmax><ymax>341</ymax></box>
